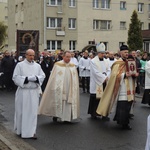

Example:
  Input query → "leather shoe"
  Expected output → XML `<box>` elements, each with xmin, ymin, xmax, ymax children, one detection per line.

<box><xmin>102</xmin><ymin>116</ymin><xmax>110</xmax><ymax>121</ymax></box>
<box><xmin>53</xmin><ymin>117</ymin><xmax>58</xmax><ymax>122</ymax></box>
<box><xmin>31</xmin><ymin>135</ymin><xmax>37</xmax><ymax>140</ymax></box>
<box><xmin>91</xmin><ymin>115</ymin><xmax>97</xmax><ymax>119</ymax></box>
<box><xmin>122</xmin><ymin>125</ymin><xmax>132</xmax><ymax>130</ymax></box>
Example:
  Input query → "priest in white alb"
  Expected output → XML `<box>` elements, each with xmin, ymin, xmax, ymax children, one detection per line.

<box><xmin>12</xmin><ymin>49</ymin><xmax>45</xmax><ymax>139</ymax></box>
<box><xmin>39</xmin><ymin>51</ymin><xmax>80</xmax><ymax>122</ymax></box>
<box><xmin>145</xmin><ymin>115</ymin><xmax>150</xmax><ymax>150</ymax></box>
<box><xmin>87</xmin><ymin>43</ymin><xmax>110</xmax><ymax>120</ymax></box>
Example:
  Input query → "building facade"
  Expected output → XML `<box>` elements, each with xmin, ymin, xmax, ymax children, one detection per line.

<box><xmin>0</xmin><ymin>0</ymin><xmax>8</xmax><ymax>50</ymax></box>
<box><xmin>8</xmin><ymin>0</ymin><xmax>150</xmax><ymax>52</ymax></box>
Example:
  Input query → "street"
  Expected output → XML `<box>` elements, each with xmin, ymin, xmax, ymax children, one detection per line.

<box><xmin>0</xmin><ymin>89</ymin><xmax>149</xmax><ymax>150</ymax></box>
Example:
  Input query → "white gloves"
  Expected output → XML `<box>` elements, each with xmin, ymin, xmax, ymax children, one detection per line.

<box><xmin>28</xmin><ymin>75</ymin><xmax>37</xmax><ymax>82</ymax></box>
<box><xmin>0</xmin><ymin>72</ymin><xmax>4</xmax><ymax>76</ymax></box>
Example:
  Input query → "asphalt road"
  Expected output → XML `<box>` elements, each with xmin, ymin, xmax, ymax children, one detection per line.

<box><xmin>0</xmin><ymin>89</ymin><xmax>149</xmax><ymax>150</ymax></box>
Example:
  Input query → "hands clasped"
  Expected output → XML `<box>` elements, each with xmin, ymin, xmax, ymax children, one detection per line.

<box><xmin>28</xmin><ymin>75</ymin><xmax>37</xmax><ymax>82</ymax></box>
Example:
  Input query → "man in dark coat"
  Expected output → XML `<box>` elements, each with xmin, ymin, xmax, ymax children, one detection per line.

<box><xmin>41</xmin><ymin>51</ymin><xmax>54</xmax><ymax>91</ymax></box>
<box><xmin>1</xmin><ymin>50</ymin><xmax>15</xmax><ymax>91</ymax></box>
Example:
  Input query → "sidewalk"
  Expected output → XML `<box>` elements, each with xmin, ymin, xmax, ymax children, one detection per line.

<box><xmin>0</xmin><ymin>120</ymin><xmax>36</xmax><ymax>150</ymax></box>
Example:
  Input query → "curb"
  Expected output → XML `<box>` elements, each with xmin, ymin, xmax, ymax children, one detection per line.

<box><xmin>0</xmin><ymin>134</ymin><xmax>20</xmax><ymax>150</ymax></box>
<box><xmin>0</xmin><ymin>124</ymin><xmax>36</xmax><ymax>150</ymax></box>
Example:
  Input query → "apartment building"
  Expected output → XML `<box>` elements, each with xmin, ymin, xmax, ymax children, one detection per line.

<box><xmin>8</xmin><ymin>0</ymin><xmax>150</xmax><ymax>52</ymax></box>
<box><xmin>0</xmin><ymin>0</ymin><xmax>8</xmax><ymax>50</ymax></box>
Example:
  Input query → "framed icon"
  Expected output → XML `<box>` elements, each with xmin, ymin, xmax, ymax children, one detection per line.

<box><xmin>126</xmin><ymin>60</ymin><xmax>137</xmax><ymax>75</ymax></box>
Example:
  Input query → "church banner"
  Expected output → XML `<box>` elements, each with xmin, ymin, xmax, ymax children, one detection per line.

<box><xmin>16</xmin><ymin>30</ymin><xmax>39</xmax><ymax>60</ymax></box>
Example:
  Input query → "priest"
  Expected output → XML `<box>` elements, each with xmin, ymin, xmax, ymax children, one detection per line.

<box><xmin>12</xmin><ymin>49</ymin><xmax>45</xmax><ymax>139</ymax></box>
<box><xmin>87</xmin><ymin>43</ymin><xmax>110</xmax><ymax>119</ymax></box>
<box><xmin>145</xmin><ymin>115</ymin><xmax>150</xmax><ymax>150</ymax></box>
<box><xmin>141</xmin><ymin>60</ymin><xmax>150</xmax><ymax>105</ymax></box>
<box><xmin>39</xmin><ymin>51</ymin><xmax>80</xmax><ymax>122</ymax></box>
<box><xmin>96</xmin><ymin>45</ymin><xmax>138</xmax><ymax>130</ymax></box>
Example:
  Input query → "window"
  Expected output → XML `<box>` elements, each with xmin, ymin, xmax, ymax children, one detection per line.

<box><xmin>93</xmin><ymin>20</ymin><xmax>100</xmax><ymax>30</ymax></box>
<box><xmin>21</xmin><ymin>22</ymin><xmax>24</xmax><ymax>28</ymax></box>
<box><xmin>149</xmin><ymin>23</ymin><xmax>150</xmax><ymax>30</ymax></box>
<box><xmin>5</xmin><ymin>16</ymin><xmax>8</xmax><ymax>20</ymax></box>
<box><xmin>101</xmin><ymin>0</ymin><xmax>110</xmax><ymax>9</ymax></box>
<box><xmin>15</xmin><ymin>5</ymin><xmax>18</xmax><ymax>13</ymax></box>
<box><xmin>100</xmin><ymin>20</ymin><xmax>111</xmax><ymax>30</ymax></box>
<box><xmin>93</xmin><ymin>20</ymin><xmax>111</xmax><ymax>30</ymax></box>
<box><xmin>69</xmin><ymin>0</ymin><xmax>75</xmax><ymax>7</ymax></box>
<box><xmin>21</xmin><ymin>2</ymin><xmax>24</xmax><ymax>11</ymax></box>
<box><xmin>89</xmin><ymin>41</ymin><xmax>95</xmax><ymax>44</ymax></box>
<box><xmin>138</xmin><ymin>3</ymin><xmax>143</xmax><ymax>13</ymax></box>
<box><xmin>47</xmin><ymin>0</ymin><xmax>62</xmax><ymax>6</ymax></box>
<box><xmin>69</xmin><ymin>41</ymin><xmax>76</xmax><ymax>50</ymax></box>
<box><xmin>93</xmin><ymin>0</ymin><xmax>99</xmax><ymax>9</ymax></box>
<box><xmin>47</xmin><ymin>17</ymin><xmax>62</xmax><ymax>28</ymax></box>
<box><xmin>148</xmin><ymin>4</ymin><xmax>150</xmax><ymax>12</ymax></box>
<box><xmin>68</xmin><ymin>18</ymin><xmax>76</xmax><ymax>29</ymax></box>
<box><xmin>120</xmin><ymin>1</ymin><xmax>126</xmax><ymax>10</ymax></box>
<box><xmin>120</xmin><ymin>21</ymin><xmax>126</xmax><ymax>30</ymax></box>
<box><xmin>141</xmin><ymin>22</ymin><xmax>144</xmax><ymax>30</ymax></box>
<box><xmin>47</xmin><ymin>40</ymin><xmax>62</xmax><ymax>50</ymax></box>
<box><xmin>148</xmin><ymin>4</ymin><xmax>150</xmax><ymax>18</ymax></box>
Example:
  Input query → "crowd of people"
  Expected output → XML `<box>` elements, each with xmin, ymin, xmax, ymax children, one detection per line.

<box><xmin>0</xmin><ymin>45</ymin><xmax>150</xmax><ymax>149</ymax></box>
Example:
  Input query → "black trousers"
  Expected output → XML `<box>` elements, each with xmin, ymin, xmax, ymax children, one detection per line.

<box><xmin>114</xmin><ymin>101</ymin><xmax>133</xmax><ymax>126</ymax></box>
<box><xmin>88</xmin><ymin>94</ymin><xmax>100</xmax><ymax>117</ymax></box>
<box><xmin>4</xmin><ymin>72</ymin><xmax>14</xmax><ymax>90</ymax></box>
<box><xmin>81</xmin><ymin>77</ymin><xmax>90</xmax><ymax>92</ymax></box>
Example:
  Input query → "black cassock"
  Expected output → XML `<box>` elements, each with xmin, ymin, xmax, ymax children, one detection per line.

<box><xmin>141</xmin><ymin>89</ymin><xmax>150</xmax><ymax>105</ymax></box>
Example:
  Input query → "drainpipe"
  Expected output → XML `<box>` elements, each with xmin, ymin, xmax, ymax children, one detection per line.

<box><xmin>43</xmin><ymin>0</ymin><xmax>46</xmax><ymax>49</ymax></box>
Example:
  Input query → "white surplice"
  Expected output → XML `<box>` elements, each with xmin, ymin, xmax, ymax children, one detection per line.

<box><xmin>78</xmin><ymin>57</ymin><xmax>91</xmax><ymax>77</ymax></box>
<box><xmin>12</xmin><ymin>59</ymin><xmax>45</xmax><ymax>138</ymax></box>
<box><xmin>90</xmin><ymin>56</ymin><xmax>111</xmax><ymax>94</ymax></box>
<box><xmin>145</xmin><ymin>115</ymin><xmax>150</xmax><ymax>150</ymax></box>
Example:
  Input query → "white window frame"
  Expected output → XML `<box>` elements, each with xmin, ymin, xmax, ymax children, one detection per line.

<box><xmin>69</xmin><ymin>0</ymin><xmax>76</xmax><ymax>7</ymax></box>
<box><xmin>120</xmin><ymin>1</ymin><xmax>126</xmax><ymax>10</ymax></box>
<box><xmin>93</xmin><ymin>20</ymin><xmax>111</xmax><ymax>30</ymax></box>
<box><xmin>68</xmin><ymin>18</ymin><xmax>76</xmax><ymax>29</ymax></box>
<box><xmin>47</xmin><ymin>17</ymin><xmax>62</xmax><ymax>29</ymax></box>
<box><xmin>47</xmin><ymin>0</ymin><xmax>62</xmax><ymax>6</ymax></box>
<box><xmin>100</xmin><ymin>20</ymin><xmax>111</xmax><ymax>30</ymax></box>
<box><xmin>141</xmin><ymin>22</ymin><xmax>144</xmax><ymax>30</ymax></box>
<box><xmin>138</xmin><ymin>3</ymin><xmax>143</xmax><ymax>13</ymax></box>
<box><xmin>148</xmin><ymin>4</ymin><xmax>150</xmax><ymax>12</ymax></box>
<box><xmin>120</xmin><ymin>21</ymin><xmax>126</xmax><ymax>30</ymax></box>
<box><xmin>101</xmin><ymin>0</ymin><xmax>110</xmax><ymax>9</ymax></box>
<box><xmin>93</xmin><ymin>0</ymin><xmax>99</xmax><ymax>9</ymax></box>
<box><xmin>93</xmin><ymin>20</ymin><xmax>100</xmax><ymax>30</ymax></box>
<box><xmin>47</xmin><ymin>40</ymin><xmax>62</xmax><ymax>50</ymax></box>
<box><xmin>69</xmin><ymin>41</ymin><xmax>76</xmax><ymax>50</ymax></box>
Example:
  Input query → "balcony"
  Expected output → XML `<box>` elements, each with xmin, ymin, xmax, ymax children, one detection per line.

<box><xmin>56</xmin><ymin>27</ymin><xmax>65</xmax><ymax>36</ymax></box>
